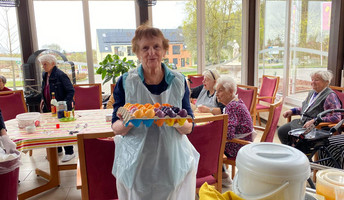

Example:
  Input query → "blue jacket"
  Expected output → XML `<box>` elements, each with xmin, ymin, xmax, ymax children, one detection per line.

<box><xmin>41</xmin><ymin>66</ymin><xmax>74</xmax><ymax>112</ymax></box>
<box><xmin>0</xmin><ymin>110</ymin><xmax>5</xmax><ymax>131</ymax></box>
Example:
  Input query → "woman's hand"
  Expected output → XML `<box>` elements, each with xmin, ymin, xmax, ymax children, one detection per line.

<box><xmin>111</xmin><ymin>113</ymin><xmax>134</xmax><ymax>136</ymax></box>
<box><xmin>197</xmin><ymin>105</ymin><xmax>210</xmax><ymax>113</ymax></box>
<box><xmin>282</xmin><ymin>110</ymin><xmax>293</xmax><ymax>118</ymax></box>
<box><xmin>175</xmin><ymin>121</ymin><xmax>193</xmax><ymax>135</ymax></box>
<box><xmin>303</xmin><ymin>119</ymin><xmax>315</xmax><ymax>129</ymax></box>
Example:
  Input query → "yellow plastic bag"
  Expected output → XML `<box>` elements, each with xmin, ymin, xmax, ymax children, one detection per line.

<box><xmin>199</xmin><ymin>182</ymin><xmax>244</xmax><ymax>200</ymax></box>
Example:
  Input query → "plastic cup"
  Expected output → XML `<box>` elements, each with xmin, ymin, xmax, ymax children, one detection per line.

<box><xmin>335</xmin><ymin>186</ymin><xmax>344</xmax><ymax>200</ymax></box>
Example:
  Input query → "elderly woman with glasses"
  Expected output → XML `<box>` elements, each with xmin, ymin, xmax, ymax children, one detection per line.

<box><xmin>278</xmin><ymin>70</ymin><xmax>342</xmax><ymax>145</ymax></box>
<box><xmin>190</xmin><ymin>69</ymin><xmax>225</xmax><ymax>115</ymax></box>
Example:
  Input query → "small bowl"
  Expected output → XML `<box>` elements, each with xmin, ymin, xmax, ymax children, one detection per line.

<box><xmin>26</xmin><ymin>125</ymin><xmax>36</xmax><ymax>134</ymax></box>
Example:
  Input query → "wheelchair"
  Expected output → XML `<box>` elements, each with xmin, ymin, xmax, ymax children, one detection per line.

<box><xmin>288</xmin><ymin>109</ymin><xmax>344</xmax><ymax>188</ymax></box>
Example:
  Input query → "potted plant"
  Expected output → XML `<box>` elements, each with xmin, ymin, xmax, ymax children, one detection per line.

<box><xmin>96</xmin><ymin>54</ymin><xmax>136</xmax><ymax>84</ymax></box>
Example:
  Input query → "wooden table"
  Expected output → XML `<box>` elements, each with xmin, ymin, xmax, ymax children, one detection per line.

<box><xmin>5</xmin><ymin>109</ymin><xmax>113</xmax><ymax>200</ymax></box>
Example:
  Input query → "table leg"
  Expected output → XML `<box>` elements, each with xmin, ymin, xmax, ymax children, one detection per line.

<box><xmin>18</xmin><ymin>147</ymin><xmax>76</xmax><ymax>200</ymax></box>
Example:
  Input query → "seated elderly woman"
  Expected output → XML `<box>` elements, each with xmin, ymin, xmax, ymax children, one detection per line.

<box><xmin>278</xmin><ymin>70</ymin><xmax>342</xmax><ymax>145</ymax></box>
<box><xmin>215</xmin><ymin>76</ymin><xmax>253</xmax><ymax>185</ymax></box>
<box><xmin>215</xmin><ymin>76</ymin><xmax>253</xmax><ymax>158</ymax></box>
<box><xmin>0</xmin><ymin>75</ymin><xmax>11</xmax><ymax>91</ymax></box>
<box><xmin>190</xmin><ymin>69</ymin><xmax>225</xmax><ymax>115</ymax></box>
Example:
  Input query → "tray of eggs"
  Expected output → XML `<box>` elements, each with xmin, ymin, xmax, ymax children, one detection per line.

<box><xmin>117</xmin><ymin>103</ymin><xmax>192</xmax><ymax>127</ymax></box>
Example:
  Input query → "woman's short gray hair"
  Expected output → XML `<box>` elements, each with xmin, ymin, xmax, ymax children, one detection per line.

<box><xmin>38</xmin><ymin>54</ymin><xmax>57</xmax><ymax>65</ymax></box>
<box><xmin>0</xmin><ymin>75</ymin><xmax>6</xmax><ymax>84</ymax></box>
<box><xmin>203</xmin><ymin>69</ymin><xmax>220</xmax><ymax>81</ymax></box>
<box><xmin>310</xmin><ymin>70</ymin><xmax>333</xmax><ymax>84</ymax></box>
<box><xmin>215</xmin><ymin>76</ymin><xmax>237</xmax><ymax>94</ymax></box>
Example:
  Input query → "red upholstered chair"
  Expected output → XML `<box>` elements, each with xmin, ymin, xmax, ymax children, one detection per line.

<box><xmin>74</xmin><ymin>84</ymin><xmax>102</xmax><ymax>110</ymax></box>
<box><xmin>254</xmin><ymin>75</ymin><xmax>280</xmax><ymax>125</ymax></box>
<box><xmin>188</xmin><ymin>74</ymin><xmax>204</xmax><ymax>88</ymax></box>
<box><xmin>223</xmin><ymin>98</ymin><xmax>283</xmax><ymax>179</ymax></box>
<box><xmin>237</xmin><ymin>84</ymin><xmax>258</xmax><ymax>123</ymax></box>
<box><xmin>77</xmin><ymin>132</ymin><xmax>118</xmax><ymax>200</ymax></box>
<box><xmin>0</xmin><ymin>90</ymin><xmax>27</xmax><ymax>121</ymax></box>
<box><xmin>188</xmin><ymin>114</ymin><xmax>228</xmax><ymax>193</ymax></box>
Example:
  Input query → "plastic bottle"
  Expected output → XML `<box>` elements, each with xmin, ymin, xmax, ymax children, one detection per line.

<box><xmin>50</xmin><ymin>92</ymin><xmax>58</xmax><ymax>116</ymax></box>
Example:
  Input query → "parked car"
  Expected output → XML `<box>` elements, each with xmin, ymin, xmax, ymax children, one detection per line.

<box><xmin>168</xmin><ymin>63</ymin><xmax>177</xmax><ymax>70</ymax></box>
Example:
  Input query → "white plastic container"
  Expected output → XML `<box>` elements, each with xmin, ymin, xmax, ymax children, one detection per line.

<box><xmin>316</xmin><ymin>169</ymin><xmax>344</xmax><ymax>200</ymax></box>
<box><xmin>233</xmin><ymin>142</ymin><xmax>310</xmax><ymax>200</ymax></box>
<box><xmin>16</xmin><ymin>112</ymin><xmax>40</xmax><ymax>129</ymax></box>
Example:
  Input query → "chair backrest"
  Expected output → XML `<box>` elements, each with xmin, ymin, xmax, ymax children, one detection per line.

<box><xmin>0</xmin><ymin>90</ymin><xmax>27</xmax><ymax>121</ymax></box>
<box><xmin>189</xmin><ymin>114</ymin><xmax>228</xmax><ymax>192</ymax></box>
<box><xmin>74</xmin><ymin>84</ymin><xmax>102</xmax><ymax>110</ymax></box>
<box><xmin>258</xmin><ymin>75</ymin><xmax>280</xmax><ymax>104</ymax></box>
<box><xmin>330</xmin><ymin>85</ymin><xmax>344</xmax><ymax>108</ymax></box>
<box><xmin>260</xmin><ymin>98</ymin><xmax>283</xmax><ymax>142</ymax></box>
<box><xmin>237</xmin><ymin>84</ymin><xmax>258</xmax><ymax>116</ymax></box>
<box><xmin>77</xmin><ymin>132</ymin><xmax>117</xmax><ymax>200</ymax></box>
<box><xmin>188</xmin><ymin>74</ymin><xmax>204</xmax><ymax>88</ymax></box>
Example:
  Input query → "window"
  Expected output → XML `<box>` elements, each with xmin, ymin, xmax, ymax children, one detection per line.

<box><xmin>153</xmin><ymin>1</ymin><xmax>195</xmax><ymax>72</ymax></box>
<box><xmin>87</xmin><ymin>0</ymin><xmax>136</xmax><ymax>94</ymax></box>
<box><xmin>181</xmin><ymin>58</ymin><xmax>185</xmax><ymax>67</ymax></box>
<box><xmin>173</xmin><ymin>58</ymin><xmax>178</xmax><ymax>65</ymax></box>
<box><xmin>34</xmin><ymin>1</ymin><xmax>87</xmax><ymax>84</ymax></box>
<box><xmin>204</xmin><ymin>0</ymin><xmax>243</xmax><ymax>82</ymax></box>
<box><xmin>172</xmin><ymin>45</ymin><xmax>181</xmax><ymax>55</ymax></box>
<box><xmin>257</xmin><ymin>0</ymin><xmax>332</xmax><ymax>104</ymax></box>
<box><xmin>0</xmin><ymin>7</ymin><xmax>22</xmax><ymax>90</ymax></box>
<box><xmin>127</xmin><ymin>46</ymin><xmax>134</xmax><ymax>56</ymax></box>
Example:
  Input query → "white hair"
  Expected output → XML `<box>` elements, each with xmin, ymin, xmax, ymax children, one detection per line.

<box><xmin>215</xmin><ymin>76</ymin><xmax>237</xmax><ymax>94</ymax></box>
<box><xmin>310</xmin><ymin>70</ymin><xmax>333</xmax><ymax>84</ymax></box>
<box><xmin>203</xmin><ymin>69</ymin><xmax>220</xmax><ymax>81</ymax></box>
<box><xmin>0</xmin><ymin>75</ymin><xmax>6</xmax><ymax>84</ymax></box>
<box><xmin>38</xmin><ymin>54</ymin><xmax>57</xmax><ymax>65</ymax></box>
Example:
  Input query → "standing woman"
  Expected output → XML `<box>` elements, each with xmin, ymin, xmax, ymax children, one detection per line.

<box><xmin>111</xmin><ymin>25</ymin><xmax>199</xmax><ymax>199</ymax></box>
<box><xmin>39</xmin><ymin>54</ymin><xmax>75</xmax><ymax>162</ymax></box>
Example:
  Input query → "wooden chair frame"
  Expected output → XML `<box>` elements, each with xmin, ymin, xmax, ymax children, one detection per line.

<box><xmin>77</xmin><ymin>132</ymin><xmax>115</xmax><ymax>200</ymax></box>
<box><xmin>224</xmin><ymin>98</ymin><xmax>283</xmax><ymax>179</ymax></box>
<box><xmin>255</xmin><ymin>75</ymin><xmax>280</xmax><ymax>125</ymax></box>
<box><xmin>193</xmin><ymin>114</ymin><xmax>228</xmax><ymax>193</ymax></box>
<box><xmin>73</xmin><ymin>83</ymin><xmax>102</xmax><ymax>110</ymax></box>
<box><xmin>237</xmin><ymin>84</ymin><xmax>258</xmax><ymax>123</ymax></box>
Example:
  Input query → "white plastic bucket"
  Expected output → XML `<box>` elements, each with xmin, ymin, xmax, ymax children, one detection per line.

<box><xmin>233</xmin><ymin>142</ymin><xmax>310</xmax><ymax>200</ymax></box>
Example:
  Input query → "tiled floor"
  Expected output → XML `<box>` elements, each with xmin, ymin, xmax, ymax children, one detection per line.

<box><xmin>16</xmin><ymin>121</ymin><xmax>278</xmax><ymax>200</ymax></box>
<box><xmin>17</xmin><ymin>147</ymin><xmax>80</xmax><ymax>200</ymax></box>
